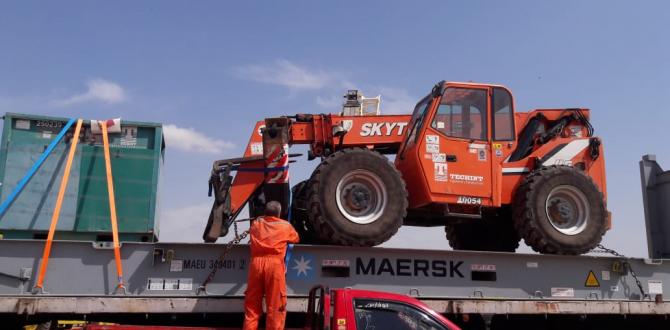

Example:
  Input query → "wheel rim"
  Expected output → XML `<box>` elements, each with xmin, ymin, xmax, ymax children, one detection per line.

<box><xmin>545</xmin><ymin>185</ymin><xmax>589</xmax><ymax>235</ymax></box>
<box><xmin>335</xmin><ymin>169</ymin><xmax>387</xmax><ymax>224</ymax></box>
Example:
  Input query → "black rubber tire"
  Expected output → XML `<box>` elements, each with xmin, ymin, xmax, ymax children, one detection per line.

<box><xmin>513</xmin><ymin>166</ymin><xmax>608</xmax><ymax>255</ymax></box>
<box><xmin>445</xmin><ymin>215</ymin><xmax>520</xmax><ymax>252</ymax></box>
<box><xmin>306</xmin><ymin>148</ymin><xmax>408</xmax><ymax>246</ymax></box>
<box><xmin>290</xmin><ymin>180</ymin><xmax>320</xmax><ymax>244</ymax></box>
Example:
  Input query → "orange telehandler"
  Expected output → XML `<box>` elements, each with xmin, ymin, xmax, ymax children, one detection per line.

<box><xmin>204</xmin><ymin>81</ymin><xmax>609</xmax><ymax>255</ymax></box>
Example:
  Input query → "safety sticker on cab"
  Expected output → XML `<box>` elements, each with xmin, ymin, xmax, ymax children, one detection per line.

<box><xmin>434</xmin><ymin>163</ymin><xmax>448</xmax><ymax>182</ymax></box>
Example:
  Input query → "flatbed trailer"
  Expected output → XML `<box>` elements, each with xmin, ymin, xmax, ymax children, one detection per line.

<box><xmin>1</xmin><ymin>239</ymin><xmax>670</xmax><ymax>329</ymax></box>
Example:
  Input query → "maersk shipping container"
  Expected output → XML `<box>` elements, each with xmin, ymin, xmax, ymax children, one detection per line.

<box><xmin>0</xmin><ymin>113</ymin><xmax>164</xmax><ymax>242</ymax></box>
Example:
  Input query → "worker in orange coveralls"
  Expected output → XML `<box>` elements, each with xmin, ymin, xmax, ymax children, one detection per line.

<box><xmin>243</xmin><ymin>201</ymin><xmax>300</xmax><ymax>330</ymax></box>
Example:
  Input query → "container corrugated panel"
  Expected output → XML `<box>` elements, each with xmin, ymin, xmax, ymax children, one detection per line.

<box><xmin>0</xmin><ymin>113</ymin><xmax>164</xmax><ymax>242</ymax></box>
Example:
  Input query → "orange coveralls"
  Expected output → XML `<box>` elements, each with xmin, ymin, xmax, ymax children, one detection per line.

<box><xmin>243</xmin><ymin>216</ymin><xmax>299</xmax><ymax>330</ymax></box>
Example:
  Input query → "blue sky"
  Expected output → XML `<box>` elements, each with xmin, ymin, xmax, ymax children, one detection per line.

<box><xmin>1</xmin><ymin>1</ymin><xmax>669</xmax><ymax>257</ymax></box>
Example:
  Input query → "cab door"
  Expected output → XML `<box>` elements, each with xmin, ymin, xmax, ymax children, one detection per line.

<box><xmin>421</xmin><ymin>85</ymin><xmax>493</xmax><ymax>204</ymax></box>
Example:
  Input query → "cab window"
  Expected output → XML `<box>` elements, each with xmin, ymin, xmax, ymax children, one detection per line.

<box><xmin>354</xmin><ymin>299</ymin><xmax>451</xmax><ymax>330</ymax></box>
<box><xmin>492</xmin><ymin>87</ymin><xmax>515</xmax><ymax>141</ymax></box>
<box><xmin>406</xmin><ymin>95</ymin><xmax>432</xmax><ymax>146</ymax></box>
<box><xmin>431</xmin><ymin>88</ymin><xmax>487</xmax><ymax>140</ymax></box>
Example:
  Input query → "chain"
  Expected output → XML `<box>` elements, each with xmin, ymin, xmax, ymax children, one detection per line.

<box><xmin>593</xmin><ymin>244</ymin><xmax>647</xmax><ymax>299</ymax></box>
<box><xmin>234</xmin><ymin>217</ymin><xmax>240</xmax><ymax>239</ymax></box>
<box><xmin>199</xmin><ymin>221</ymin><xmax>250</xmax><ymax>291</ymax></box>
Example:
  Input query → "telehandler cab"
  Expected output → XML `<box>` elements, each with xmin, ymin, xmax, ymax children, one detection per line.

<box><xmin>204</xmin><ymin>81</ymin><xmax>608</xmax><ymax>255</ymax></box>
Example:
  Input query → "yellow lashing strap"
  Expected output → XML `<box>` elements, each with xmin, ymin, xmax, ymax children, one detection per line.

<box><xmin>35</xmin><ymin>119</ymin><xmax>83</xmax><ymax>290</ymax></box>
<box><xmin>101</xmin><ymin>123</ymin><xmax>125</xmax><ymax>289</ymax></box>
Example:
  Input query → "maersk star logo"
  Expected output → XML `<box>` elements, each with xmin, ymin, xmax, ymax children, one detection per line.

<box><xmin>287</xmin><ymin>253</ymin><xmax>315</xmax><ymax>281</ymax></box>
<box><xmin>292</xmin><ymin>256</ymin><xmax>312</xmax><ymax>276</ymax></box>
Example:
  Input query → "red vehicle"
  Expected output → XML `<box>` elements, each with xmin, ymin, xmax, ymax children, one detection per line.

<box><xmin>303</xmin><ymin>285</ymin><xmax>460</xmax><ymax>330</ymax></box>
<box><xmin>79</xmin><ymin>286</ymin><xmax>460</xmax><ymax>330</ymax></box>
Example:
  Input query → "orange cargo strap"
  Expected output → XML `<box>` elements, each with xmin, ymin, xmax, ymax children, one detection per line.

<box><xmin>34</xmin><ymin>119</ymin><xmax>83</xmax><ymax>291</ymax></box>
<box><xmin>101</xmin><ymin>123</ymin><xmax>126</xmax><ymax>290</ymax></box>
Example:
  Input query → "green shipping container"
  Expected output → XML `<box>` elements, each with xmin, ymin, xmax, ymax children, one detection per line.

<box><xmin>0</xmin><ymin>113</ymin><xmax>164</xmax><ymax>242</ymax></box>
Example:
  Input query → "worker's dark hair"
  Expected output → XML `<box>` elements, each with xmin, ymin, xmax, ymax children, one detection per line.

<box><xmin>264</xmin><ymin>201</ymin><xmax>282</xmax><ymax>217</ymax></box>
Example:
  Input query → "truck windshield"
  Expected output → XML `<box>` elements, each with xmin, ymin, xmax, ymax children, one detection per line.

<box><xmin>399</xmin><ymin>95</ymin><xmax>432</xmax><ymax>157</ymax></box>
<box><xmin>354</xmin><ymin>299</ymin><xmax>451</xmax><ymax>330</ymax></box>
